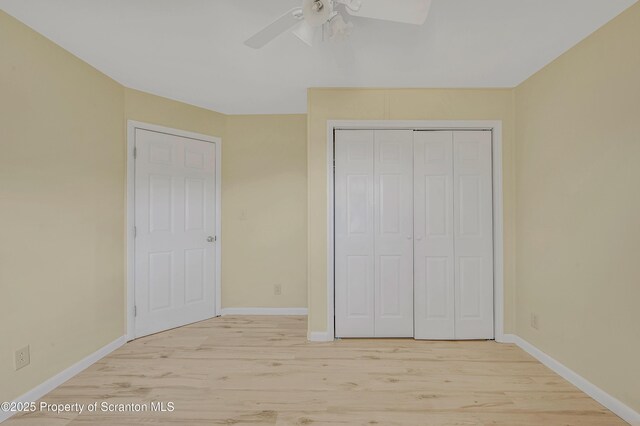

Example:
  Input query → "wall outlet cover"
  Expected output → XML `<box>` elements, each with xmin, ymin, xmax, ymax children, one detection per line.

<box><xmin>15</xmin><ymin>345</ymin><xmax>30</xmax><ymax>370</ymax></box>
<box><xmin>531</xmin><ymin>313</ymin><xmax>539</xmax><ymax>330</ymax></box>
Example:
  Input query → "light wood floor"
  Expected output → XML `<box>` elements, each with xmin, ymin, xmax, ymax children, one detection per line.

<box><xmin>7</xmin><ymin>316</ymin><xmax>624</xmax><ymax>425</ymax></box>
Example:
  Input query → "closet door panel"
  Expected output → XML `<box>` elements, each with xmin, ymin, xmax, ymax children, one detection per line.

<box><xmin>335</xmin><ymin>130</ymin><xmax>375</xmax><ymax>337</ymax></box>
<box><xmin>413</xmin><ymin>131</ymin><xmax>455</xmax><ymax>339</ymax></box>
<box><xmin>453</xmin><ymin>131</ymin><xmax>494</xmax><ymax>339</ymax></box>
<box><xmin>374</xmin><ymin>130</ymin><xmax>414</xmax><ymax>337</ymax></box>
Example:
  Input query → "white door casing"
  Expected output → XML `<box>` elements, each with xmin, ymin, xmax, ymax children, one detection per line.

<box><xmin>134</xmin><ymin>129</ymin><xmax>217</xmax><ymax>338</ymax></box>
<box><xmin>453</xmin><ymin>131</ymin><xmax>494</xmax><ymax>339</ymax></box>
<box><xmin>413</xmin><ymin>131</ymin><xmax>455</xmax><ymax>339</ymax></box>
<box><xmin>373</xmin><ymin>130</ymin><xmax>414</xmax><ymax>337</ymax></box>
<box><xmin>334</xmin><ymin>130</ymin><xmax>375</xmax><ymax>337</ymax></box>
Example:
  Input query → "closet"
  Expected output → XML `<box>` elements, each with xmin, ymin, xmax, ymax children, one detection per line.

<box><xmin>334</xmin><ymin>129</ymin><xmax>494</xmax><ymax>340</ymax></box>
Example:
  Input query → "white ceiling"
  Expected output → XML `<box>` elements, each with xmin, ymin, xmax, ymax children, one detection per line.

<box><xmin>1</xmin><ymin>0</ymin><xmax>636</xmax><ymax>114</ymax></box>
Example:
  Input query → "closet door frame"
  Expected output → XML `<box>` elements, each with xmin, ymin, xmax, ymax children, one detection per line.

<box><xmin>324</xmin><ymin>120</ymin><xmax>504</xmax><ymax>343</ymax></box>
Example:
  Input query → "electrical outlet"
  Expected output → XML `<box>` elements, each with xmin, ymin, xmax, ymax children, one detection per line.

<box><xmin>531</xmin><ymin>313</ymin><xmax>539</xmax><ymax>330</ymax></box>
<box><xmin>274</xmin><ymin>284</ymin><xmax>282</xmax><ymax>296</ymax></box>
<box><xmin>15</xmin><ymin>345</ymin><xmax>30</xmax><ymax>370</ymax></box>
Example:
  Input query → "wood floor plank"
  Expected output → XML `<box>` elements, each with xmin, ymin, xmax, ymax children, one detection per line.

<box><xmin>6</xmin><ymin>316</ymin><xmax>625</xmax><ymax>425</ymax></box>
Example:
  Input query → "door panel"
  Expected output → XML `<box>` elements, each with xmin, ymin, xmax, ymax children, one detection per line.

<box><xmin>149</xmin><ymin>175</ymin><xmax>172</xmax><ymax>232</ymax></box>
<box><xmin>135</xmin><ymin>129</ymin><xmax>216</xmax><ymax>338</ymax></box>
<box><xmin>346</xmin><ymin>255</ymin><xmax>371</xmax><ymax>316</ymax></box>
<box><xmin>149</xmin><ymin>251</ymin><xmax>172</xmax><ymax>310</ymax></box>
<box><xmin>185</xmin><ymin>178</ymin><xmax>205</xmax><ymax>231</ymax></box>
<box><xmin>185</xmin><ymin>248</ymin><xmax>205</xmax><ymax>303</ymax></box>
<box><xmin>379</xmin><ymin>255</ymin><xmax>402</xmax><ymax>316</ymax></box>
<box><xmin>413</xmin><ymin>131</ymin><xmax>455</xmax><ymax>339</ymax></box>
<box><xmin>335</xmin><ymin>130</ymin><xmax>375</xmax><ymax>337</ymax></box>
<box><xmin>424</xmin><ymin>257</ymin><xmax>449</xmax><ymax>318</ymax></box>
<box><xmin>459</xmin><ymin>175</ymin><xmax>482</xmax><ymax>236</ymax></box>
<box><xmin>458</xmin><ymin>256</ymin><xmax>482</xmax><ymax>318</ymax></box>
<box><xmin>453</xmin><ymin>131</ymin><xmax>494</xmax><ymax>339</ymax></box>
<box><xmin>374</xmin><ymin>130</ymin><xmax>414</xmax><ymax>337</ymax></box>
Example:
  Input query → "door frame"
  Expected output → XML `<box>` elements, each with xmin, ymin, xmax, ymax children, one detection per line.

<box><xmin>126</xmin><ymin>120</ymin><xmax>222</xmax><ymax>341</ymax></box>
<box><xmin>326</xmin><ymin>120</ymin><xmax>505</xmax><ymax>342</ymax></box>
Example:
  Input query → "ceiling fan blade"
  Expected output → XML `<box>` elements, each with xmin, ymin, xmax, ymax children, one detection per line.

<box><xmin>345</xmin><ymin>0</ymin><xmax>432</xmax><ymax>25</ymax></box>
<box><xmin>292</xmin><ymin>21</ymin><xmax>316</xmax><ymax>47</ymax></box>
<box><xmin>244</xmin><ymin>8</ymin><xmax>303</xmax><ymax>49</ymax></box>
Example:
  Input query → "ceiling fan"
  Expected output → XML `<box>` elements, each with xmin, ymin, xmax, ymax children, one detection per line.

<box><xmin>244</xmin><ymin>0</ymin><xmax>432</xmax><ymax>49</ymax></box>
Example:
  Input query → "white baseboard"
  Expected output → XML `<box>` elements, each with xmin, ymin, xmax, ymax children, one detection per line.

<box><xmin>499</xmin><ymin>333</ymin><xmax>519</xmax><ymax>344</ymax></box>
<box><xmin>307</xmin><ymin>331</ymin><xmax>334</xmax><ymax>342</ymax></box>
<box><xmin>503</xmin><ymin>334</ymin><xmax>639</xmax><ymax>425</ymax></box>
<box><xmin>1</xmin><ymin>336</ymin><xmax>126</xmax><ymax>424</ymax></box>
<box><xmin>494</xmin><ymin>332</ymin><xmax>509</xmax><ymax>344</ymax></box>
<box><xmin>220</xmin><ymin>307</ymin><xmax>308</xmax><ymax>316</ymax></box>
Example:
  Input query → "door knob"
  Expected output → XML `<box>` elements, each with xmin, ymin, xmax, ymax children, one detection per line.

<box><xmin>207</xmin><ymin>236</ymin><xmax>216</xmax><ymax>243</ymax></box>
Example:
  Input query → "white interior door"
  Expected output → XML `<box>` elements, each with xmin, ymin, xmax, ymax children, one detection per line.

<box><xmin>134</xmin><ymin>129</ymin><xmax>216</xmax><ymax>338</ymax></box>
<box><xmin>335</xmin><ymin>130</ymin><xmax>375</xmax><ymax>337</ymax></box>
<box><xmin>453</xmin><ymin>131</ymin><xmax>494</xmax><ymax>339</ymax></box>
<box><xmin>374</xmin><ymin>130</ymin><xmax>414</xmax><ymax>337</ymax></box>
<box><xmin>413</xmin><ymin>131</ymin><xmax>455</xmax><ymax>339</ymax></box>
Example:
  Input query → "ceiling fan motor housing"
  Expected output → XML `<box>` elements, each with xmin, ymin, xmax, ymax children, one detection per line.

<box><xmin>303</xmin><ymin>0</ymin><xmax>334</xmax><ymax>27</ymax></box>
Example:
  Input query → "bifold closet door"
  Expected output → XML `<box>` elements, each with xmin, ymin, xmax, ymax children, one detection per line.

<box><xmin>453</xmin><ymin>131</ymin><xmax>494</xmax><ymax>339</ymax></box>
<box><xmin>335</xmin><ymin>130</ymin><xmax>414</xmax><ymax>337</ymax></box>
<box><xmin>373</xmin><ymin>130</ymin><xmax>414</xmax><ymax>337</ymax></box>
<box><xmin>336</xmin><ymin>129</ymin><xmax>493</xmax><ymax>339</ymax></box>
<box><xmin>413</xmin><ymin>131</ymin><xmax>455</xmax><ymax>339</ymax></box>
<box><xmin>335</xmin><ymin>130</ymin><xmax>375</xmax><ymax>337</ymax></box>
<box><xmin>414</xmin><ymin>130</ymin><xmax>494</xmax><ymax>340</ymax></box>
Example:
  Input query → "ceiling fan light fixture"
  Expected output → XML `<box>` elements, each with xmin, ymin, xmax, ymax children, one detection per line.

<box><xmin>336</xmin><ymin>0</ymin><xmax>362</xmax><ymax>12</ymax></box>
<box><xmin>292</xmin><ymin>21</ymin><xmax>316</xmax><ymax>46</ymax></box>
<box><xmin>244</xmin><ymin>0</ymin><xmax>431</xmax><ymax>49</ymax></box>
<box><xmin>329</xmin><ymin>14</ymin><xmax>354</xmax><ymax>41</ymax></box>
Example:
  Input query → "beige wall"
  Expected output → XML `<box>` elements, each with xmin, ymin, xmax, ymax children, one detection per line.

<box><xmin>124</xmin><ymin>88</ymin><xmax>226</xmax><ymax>138</ymax></box>
<box><xmin>515</xmin><ymin>3</ymin><xmax>640</xmax><ymax>412</ymax></box>
<box><xmin>0</xmin><ymin>11</ymin><xmax>125</xmax><ymax>402</ymax></box>
<box><xmin>306</xmin><ymin>88</ymin><xmax>517</xmax><ymax>334</ymax></box>
<box><xmin>223</xmin><ymin>115</ymin><xmax>308</xmax><ymax>308</ymax></box>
